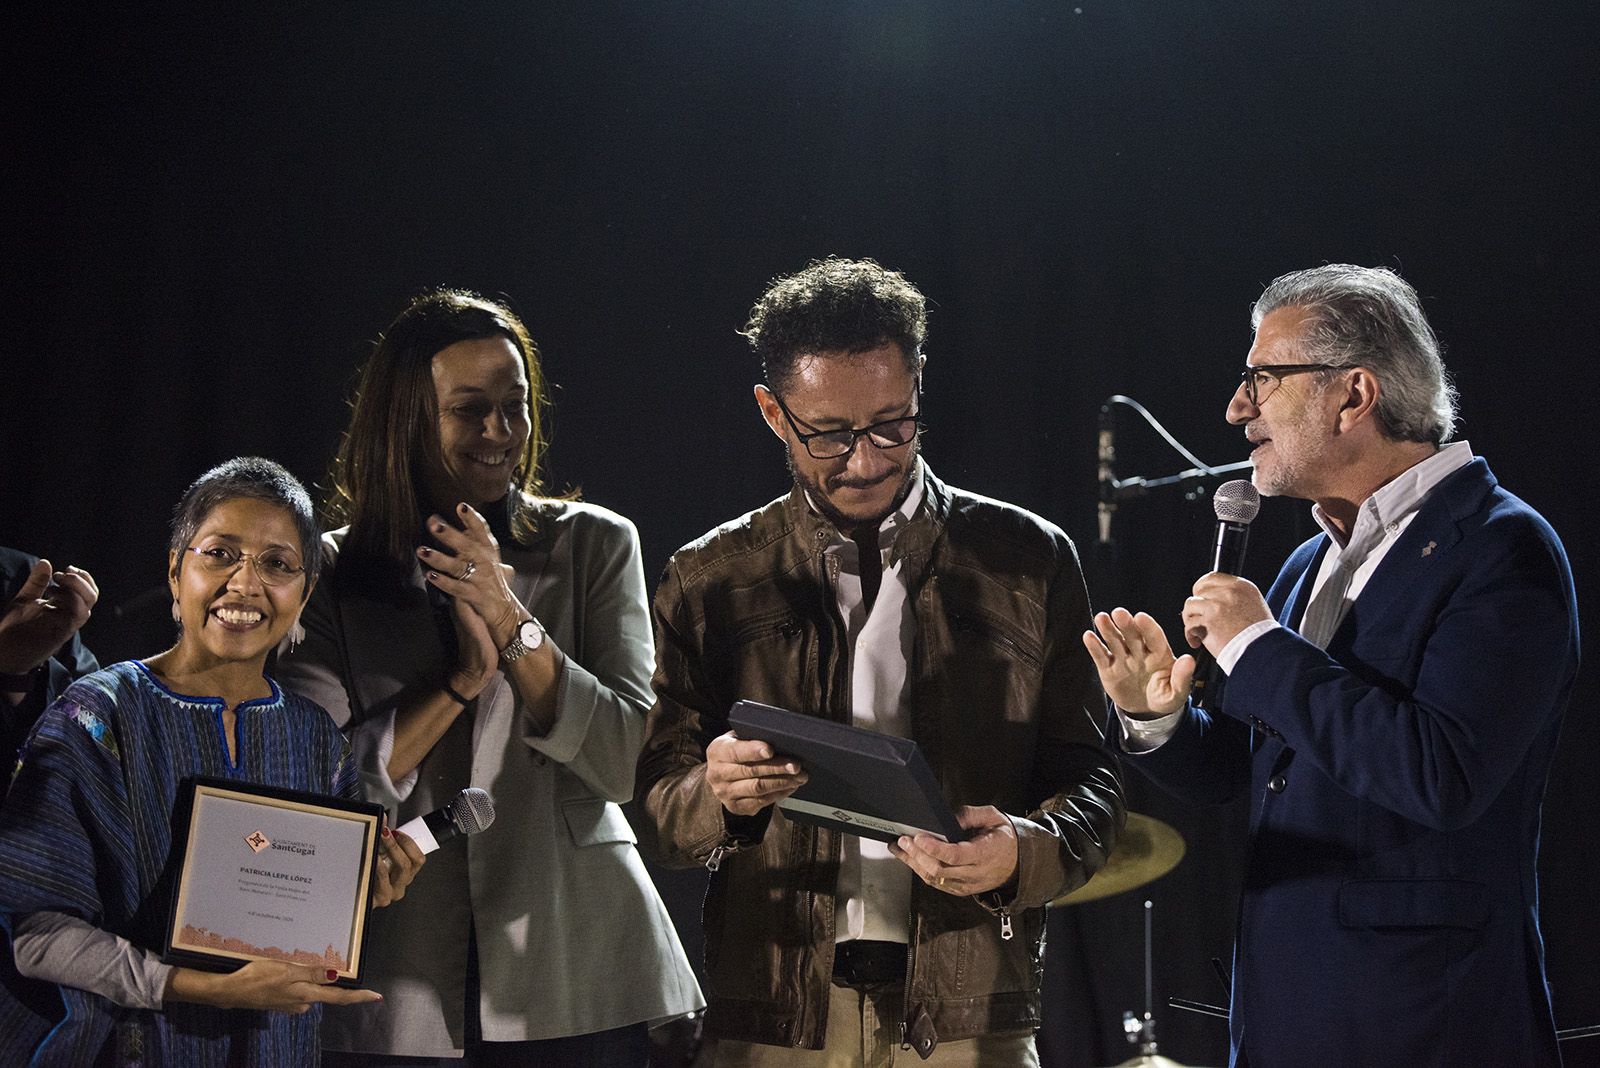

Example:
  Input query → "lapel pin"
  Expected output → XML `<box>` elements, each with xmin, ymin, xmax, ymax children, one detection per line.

<box><xmin>1421</xmin><ymin>540</ymin><xmax>1437</xmax><ymax>557</ymax></box>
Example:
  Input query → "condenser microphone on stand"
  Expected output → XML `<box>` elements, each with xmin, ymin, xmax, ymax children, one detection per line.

<box><xmin>1097</xmin><ymin>402</ymin><xmax>1117</xmax><ymax>546</ymax></box>
<box><xmin>1191</xmin><ymin>479</ymin><xmax>1261</xmax><ymax>709</ymax></box>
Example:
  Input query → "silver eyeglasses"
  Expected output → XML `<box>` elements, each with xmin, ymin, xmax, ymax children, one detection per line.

<box><xmin>183</xmin><ymin>544</ymin><xmax>306</xmax><ymax>586</ymax></box>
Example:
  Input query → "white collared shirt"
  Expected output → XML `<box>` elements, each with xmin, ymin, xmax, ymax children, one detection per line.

<box><xmin>807</xmin><ymin>460</ymin><xmax>926</xmax><ymax>943</ymax></box>
<box><xmin>1119</xmin><ymin>442</ymin><xmax>1475</xmax><ymax>753</ymax></box>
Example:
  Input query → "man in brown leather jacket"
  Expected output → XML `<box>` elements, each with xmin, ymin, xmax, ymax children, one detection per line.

<box><xmin>637</xmin><ymin>257</ymin><xmax>1124</xmax><ymax>1066</ymax></box>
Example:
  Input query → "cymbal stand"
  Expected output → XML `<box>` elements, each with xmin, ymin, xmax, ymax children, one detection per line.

<box><xmin>1121</xmin><ymin>899</ymin><xmax>1159</xmax><ymax>1059</ymax></box>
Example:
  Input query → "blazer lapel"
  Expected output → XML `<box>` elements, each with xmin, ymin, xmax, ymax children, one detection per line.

<box><xmin>1321</xmin><ymin>458</ymin><xmax>1496</xmax><ymax>650</ymax></box>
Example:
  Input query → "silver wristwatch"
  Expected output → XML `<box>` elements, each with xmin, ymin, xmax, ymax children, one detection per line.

<box><xmin>499</xmin><ymin>617</ymin><xmax>546</xmax><ymax>665</ymax></box>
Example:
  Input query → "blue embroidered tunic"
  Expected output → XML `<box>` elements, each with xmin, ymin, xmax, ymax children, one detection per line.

<box><xmin>0</xmin><ymin>660</ymin><xmax>353</xmax><ymax>1066</ymax></box>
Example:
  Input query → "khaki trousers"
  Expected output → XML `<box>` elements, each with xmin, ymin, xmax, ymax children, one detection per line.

<box><xmin>707</xmin><ymin>981</ymin><xmax>1040</xmax><ymax>1068</ymax></box>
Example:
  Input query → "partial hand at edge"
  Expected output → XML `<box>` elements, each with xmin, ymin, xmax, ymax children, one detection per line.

<box><xmin>0</xmin><ymin>559</ymin><xmax>98</xmax><ymax>675</ymax></box>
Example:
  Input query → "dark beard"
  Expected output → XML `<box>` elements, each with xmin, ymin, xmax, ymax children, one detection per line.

<box><xmin>786</xmin><ymin>436</ymin><xmax>920</xmax><ymax>536</ymax></box>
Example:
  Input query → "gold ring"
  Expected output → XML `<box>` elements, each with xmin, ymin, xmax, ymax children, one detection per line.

<box><xmin>935</xmin><ymin>876</ymin><xmax>946</xmax><ymax>888</ymax></box>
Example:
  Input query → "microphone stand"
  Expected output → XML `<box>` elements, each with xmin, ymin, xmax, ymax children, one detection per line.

<box><xmin>1097</xmin><ymin>394</ymin><xmax>1251</xmax><ymax>546</ymax></box>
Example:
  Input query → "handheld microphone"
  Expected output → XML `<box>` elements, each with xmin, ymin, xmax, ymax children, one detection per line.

<box><xmin>1191</xmin><ymin>480</ymin><xmax>1261</xmax><ymax>709</ymax></box>
<box><xmin>395</xmin><ymin>787</ymin><xmax>495</xmax><ymax>855</ymax></box>
<box><xmin>1098</xmin><ymin>403</ymin><xmax>1117</xmax><ymax>545</ymax></box>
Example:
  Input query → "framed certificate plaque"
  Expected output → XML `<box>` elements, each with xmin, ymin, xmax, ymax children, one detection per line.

<box><xmin>163</xmin><ymin>777</ymin><xmax>385</xmax><ymax>986</ymax></box>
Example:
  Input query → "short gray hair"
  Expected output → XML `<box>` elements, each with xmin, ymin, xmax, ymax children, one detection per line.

<box><xmin>1252</xmin><ymin>264</ymin><xmax>1457</xmax><ymax>443</ymax></box>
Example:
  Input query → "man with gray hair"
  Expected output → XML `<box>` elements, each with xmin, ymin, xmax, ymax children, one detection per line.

<box><xmin>1083</xmin><ymin>265</ymin><xmax>1577</xmax><ymax>1066</ymax></box>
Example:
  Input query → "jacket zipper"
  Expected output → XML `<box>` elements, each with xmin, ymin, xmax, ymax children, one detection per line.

<box><xmin>950</xmin><ymin>610</ymin><xmax>1042</xmax><ymax>671</ymax></box>
<box><xmin>705</xmin><ymin>837</ymin><xmax>750</xmax><ymax>872</ymax></box>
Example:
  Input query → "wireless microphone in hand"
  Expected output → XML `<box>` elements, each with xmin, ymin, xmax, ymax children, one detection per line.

<box><xmin>395</xmin><ymin>787</ymin><xmax>495</xmax><ymax>855</ymax></box>
<box><xmin>1191</xmin><ymin>479</ymin><xmax>1261</xmax><ymax>709</ymax></box>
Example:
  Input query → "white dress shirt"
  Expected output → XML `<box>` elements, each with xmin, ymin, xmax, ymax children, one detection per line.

<box><xmin>807</xmin><ymin>461</ymin><xmax>926</xmax><ymax>943</ymax></box>
<box><xmin>1119</xmin><ymin>442</ymin><xmax>1475</xmax><ymax>752</ymax></box>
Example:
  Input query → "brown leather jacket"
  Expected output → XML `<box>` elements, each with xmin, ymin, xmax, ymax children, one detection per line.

<box><xmin>636</xmin><ymin>468</ymin><xmax>1124</xmax><ymax>1058</ymax></box>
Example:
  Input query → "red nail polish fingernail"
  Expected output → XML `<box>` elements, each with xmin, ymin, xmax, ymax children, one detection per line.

<box><xmin>382</xmin><ymin>826</ymin><xmax>393</xmax><ymax>838</ymax></box>
<box><xmin>326</xmin><ymin>969</ymin><xmax>338</xmax><ymax>981</ymax></box>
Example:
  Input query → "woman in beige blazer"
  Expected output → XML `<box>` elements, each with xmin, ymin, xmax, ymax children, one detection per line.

<box><xmin>277</xmin><ymin>289</ymin><xmax>701</xmax><ymax>1066</ymax></box>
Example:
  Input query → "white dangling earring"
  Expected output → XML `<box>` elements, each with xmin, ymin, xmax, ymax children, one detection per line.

<box><xmin>288</xmin><ymin>621</ymin><xmax>306</xmax><ymax>651</ymax></box>
<box><xmin>171</xmin><ymin>601</ymin><xmax>181</xmax><ymax>624</ymax></box>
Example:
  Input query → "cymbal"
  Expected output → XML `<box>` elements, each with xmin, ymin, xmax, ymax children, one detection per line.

<box><xmin>1106</xmin><ymin>1056</ymin><xmax>1196</xmax><ymax>1068</ymax></box>
<box><xmin>1051</xmin><ymin>812</ymin><xmax>1185</xmax><ymax>907</ymax></box>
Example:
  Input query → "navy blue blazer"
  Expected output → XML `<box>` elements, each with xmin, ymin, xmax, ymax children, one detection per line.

<box><xmin>1132</xmin><ymin>458</ymin><xmax>1578</xmax><ymax>1067</ymax></box>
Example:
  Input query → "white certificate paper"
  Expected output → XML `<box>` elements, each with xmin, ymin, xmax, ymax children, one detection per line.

<box><xmin>166</xmin><ymin>780</ymin><xmax>382</xmax><ymax>982</ymax></box>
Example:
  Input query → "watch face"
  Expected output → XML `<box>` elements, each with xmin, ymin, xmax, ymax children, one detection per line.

<box><xmin>519</xmin><ymin>619</ymin><xmax>544</xmax><ymax>650</ymax></box>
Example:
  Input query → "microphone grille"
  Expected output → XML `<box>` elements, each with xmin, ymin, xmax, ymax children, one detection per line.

<box><xmin>1213</xmin><ymin>479</ymin><xmax>1261</xmax><ymax>524</ymax></box>
<box><xmin>448</xmin><ymin>787</ymin><xmax>496</xmax><ymax>836</ymax></box>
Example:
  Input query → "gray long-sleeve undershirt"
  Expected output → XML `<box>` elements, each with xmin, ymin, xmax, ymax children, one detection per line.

<box><xmin>12</xmin><ymin>910</ymin><xmax>172</xmax><ymax>1010</ymax></box>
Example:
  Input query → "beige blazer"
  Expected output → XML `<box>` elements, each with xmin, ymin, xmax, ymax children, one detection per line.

<box><xmin>277</xmin><ymin>498</ymin><xmax>702</xmax><ymax>1056</ymax></box>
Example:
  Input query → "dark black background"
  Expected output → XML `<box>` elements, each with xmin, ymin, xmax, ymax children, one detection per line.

<box><xmin>5</xmin><ymin>4</ymin><xmax>1596</xmax><ymax>1064</ymax></box>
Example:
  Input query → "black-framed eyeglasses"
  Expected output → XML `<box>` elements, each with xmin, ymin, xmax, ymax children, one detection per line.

<box><xmin>770</xmin><ymin>389</ymin><xmax>922</xmax><ymax>460</ymax></box>
<box><xmin>1239</xmin><ymin>363</ymin><xmax>1344</xmax><ymax>407</ymax></box>
<box><xmin>183</xmin><ymin>544</ymin><xmax>306</xmax><ymax>587</ymax></box>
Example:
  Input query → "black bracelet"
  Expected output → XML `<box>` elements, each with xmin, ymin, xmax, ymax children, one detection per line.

<box><xmin>442</xmin><ymin>682</ymin><xmax>472</xmax><ymax>708</ymax></box>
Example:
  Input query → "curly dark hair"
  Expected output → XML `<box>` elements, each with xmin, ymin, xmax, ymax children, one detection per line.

<box><xmin>740</xmin><ymin>257</ymin><xmax>927</xmax><ymax>390</ymax></box>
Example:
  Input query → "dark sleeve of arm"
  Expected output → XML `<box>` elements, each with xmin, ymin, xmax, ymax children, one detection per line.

<box><xmin>635</xmin><ymin>558</ymin><xmax>770</xmax><ymax>868</ymax></box>
<box><xmin>1116</xmin><ymin>541</ymin><xmax>1318</xmax><ymax>807</ymax></box>
<box><xmin>1009</xmin><ymin>539</ymin><xmax>1127</xmax><ymax>908</ymax></box>
<box><xmin>38</xmin><ymin>631</ymin><xmax>99</xmax><ymax>710</ymax></box>
<box><xmin>1226</xmin><ymin>517</ymin><xmax>1578</xmax><ymax>831</ymax></box>
<box><xmin>1118</xmin><ymin>699</ymin><xmax>1254</xmax><ymax>806</ymax></box>
<box><xmin>2</xmin><ymin>635</ymin><xmax>99</xmax><ymax>776</ymax></box>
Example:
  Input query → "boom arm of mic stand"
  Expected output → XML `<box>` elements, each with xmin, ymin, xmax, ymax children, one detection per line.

<box><xmin>1095</xmin><ymin>391</ymin><xmax>1253</xmax><ymax>541</ymax></box>
<box><xmin>1112</xmin><ymin>459</ymin><xmax>1254</xmax><ymax>500</ymax></box>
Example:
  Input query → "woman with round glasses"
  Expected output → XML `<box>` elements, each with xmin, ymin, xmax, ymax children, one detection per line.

<box><xmin>0</xmin><ymin>456</ymin><xmax>425</xmax><ymax>1066</ymax></box>
<box><xmin>277</xmin><ymin>290</ymin><xmax>700</xmax><ymax>1066</ymax></box>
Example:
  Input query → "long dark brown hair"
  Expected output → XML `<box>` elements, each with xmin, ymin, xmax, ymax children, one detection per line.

<box><xmin>323</xmin><ymin>289</ymin><xmax>552</xmax><ymax>587</ymax></box>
